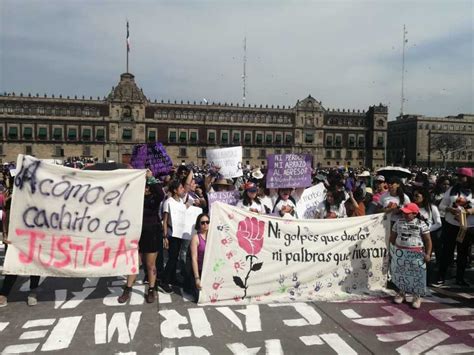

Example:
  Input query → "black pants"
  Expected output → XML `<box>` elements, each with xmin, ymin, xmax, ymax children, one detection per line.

<box><xmin>438</xmin><ymin>222</ymin><xmax>473</xmax><ymax>281</ymax></box>
<box><xmin>0</xmin><ymin>244</ymin><xmax>40</xmax><ymax>296</ymax></box>
<box><xmin>163</xmin><ymin>237</ymin><xmax>182</xmax><ymax>285</ymax></box>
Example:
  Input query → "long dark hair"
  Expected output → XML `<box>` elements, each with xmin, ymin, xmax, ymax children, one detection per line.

<box><xmin>413</xmin><ymin>187</ymin><xmax>432</xmax><ymax>214</ymax></box>
<box><xmin>272</xmin><ymin>189</ymin><xmax>296</xmax><ymax>213</ymax></box>
<box><xmin>195</xmin><ymin>213</ymin><xmax>210</xmax><ymax>233</ymax></box>
<box><xmin>168</xmin><ymin>180</ymin><xmax>182</xmax><ymax>197</ymax></box>
<box><xmin>242</xmin><ymin>190</ymin><xmax>261</xmax><ymax>207</ymax></box>
<box><xmin>388</xmin><ymin>177</ymin><xmax>406</xmax><ymax>204</ymax></box>
<box><xmin>450</xmin><ymin>176</ymin><xmax>472</xmax><ymax>196</ymax></box>
<box><xmin>324</xmin><ymin>188</ymin><xmax>344</xmax><ymax>213</ymax></box>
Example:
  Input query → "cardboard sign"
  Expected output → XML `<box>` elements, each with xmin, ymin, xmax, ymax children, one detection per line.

<box><xmin>168</xmin><ymin>198</ymin><xmax>203</xmax><ymax>240</ymax></box>
<box><xmin>4</xmin><ymin>155</ymin><xmax>146</xmax><ymax>277</ymax></box>
<box><xmin>390</xmin><ymin>246</ymin><xmax>426</xmax><ymax>296</ymax></box>
<box><xmin>266</xmin><ymin>154</ymin><xmax>312</xmax><ymax>188</ymax></box>
<box><xmin>131</xmin><ymin>142</ymin><xmax>173</xmax><ymax>176</ymax></box>
<box><xmin>207</xmin><ymin>190</ymin><xmax>241</xmax><ymax>212</ymax></box>
<box><xmin>296</xmin><ymin>183</ymin><xmax>327</xmax><ymax>219</ymax></box>
<box><xmin>206</xmin><ymin>147</ymin><xmax>243</xmax><ymax>178</ymax></box>
<box><xmin>199</xmin><ymin>202</ymin><xmax>390</xmax><ymax>305</ymax></box>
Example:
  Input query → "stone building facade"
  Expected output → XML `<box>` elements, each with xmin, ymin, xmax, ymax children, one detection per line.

<box><xmin>0</xmin><ymin>72</ymin><xmax>388</xmax><ymax>168</ymax></box>
<box><xmin>387</xmin><ymin>114</ymin><xmax>474</xmax><ymax>167</ymax></box>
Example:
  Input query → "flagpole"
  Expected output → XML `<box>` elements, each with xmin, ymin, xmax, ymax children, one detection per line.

<box><xmin>126</xmin><ymin>20</ymin><xmax>129</xmax><ymax>73</ymax></box>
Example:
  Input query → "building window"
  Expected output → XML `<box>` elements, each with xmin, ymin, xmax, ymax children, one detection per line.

<box><xmin>325</xmin><ymin>134</ymin><xmax>333</xmax><ymax>147</ymax></box>
<box><xmin>190</xmin><ymin>131</ymin><xmax>197</xmax><ymax>143</ymax></box>
<box><xmin>96</xmin><ymin>128</ymin><xmax>105</xmax><ymax>141</ymax></box>
<box><xmin>179</xmin><ymin>147</ymin><xmax>187</xmax><ymax>157</ymax></box>
<box><xmin>244</xmin><ymin>148</ymin><xmax>251</xmax><ymax>158</ymax></box>
<box><xmin>179</xmin><ymin>131</ymin><xmax>187</xmax><ymax>142</ymax></box>
<box><xmin>148</xmin><ymin>130</ymin><xmax>156</xmax><ymax>142</ymax></box>
<box><xmin>54</xmin><ymin>146</ymin><xmax>64</xmax><ymax>157</ymax></box>
<box><xmin>335</xmin><ymin>150</ymin><xmax>341</xmax><ymax>159</ymax></box>
<box><xmin>83</xmin><ymin>146</ymin><xmax>91</xmax><ymax>156</ymax></box>
<box><xmin>348</xmin><ymin>135</ymin><xmax>356</xmax><ymax>147</ymax></box>
<box><xmin>0</xmin><ymin>144</ymin><xmax>3</xmax><ymax>155</ymax></box>
<box><xmin>38</xmin><ymin>127</ymin><xmax>47</xmax><ymax>140</ymax></box>
<box><xmin>325</xmin><ymin>150</ymin><xmax>332</xmax><ymax>158</ymax></box>
<box><xmin>377</xmin><ymin>135</ymin><xmax>384</xmax><ymax>147</ymax></box>
<box><xmin>8</xmin><ymin>126</ymin><xmax>18</xmax><ymax>139</ymax></box>
<box><xmin>68</xmin><ymin>128</ymin><xmax>77</xmax><ymax>140</ymax></box>
<box><xmin>335</xmin><ymin>134</ymin><xmax>342</xmax><ymax>147</ymax></box>
<box><xmin>221</xmin><ymin>132</ymin><xmax>229</xmax><ymax>144</ymax></box>
<box><xmin>305</xmin><ymin>133</ymin><xmax>314</xmax><ymax>143</ymax></box>
<box><xmin>208</xmin><ymin>131</ymin><xmax>215</xmax><ymax>143</ymax></box>
<box><xmin>377</xmin><ymin>119</ymin><xmax>384</xmax><ymax>127</ymax></box>
<box><xmin>23</xmin><ymin>127</ymin><xmax>33</xmax><ymax>139</ymax></box>
<box><xmin>346</xmin><ymin>150</ymin><xmax>352</xmax><ymax>159</ymax></box>
<box><xmin>259</xmin><ymin>149</ymin><xmax>266</xmax><ymax>158</ymax></box>
<box><xmin>275</xmin><ymin>134</ymin><xmax>282</xmax><ymax>144</ymax></box>
<box><xmin>233</xmin><ymin>132</ymin><xmax>241</xmax><ymax>143</ymax></box>
<box><xmin>256</xmin><ymin>133</ymin><xmax>263</xmax><ymax>144</ymax></box>
<box><xmin>122</xmin><ymin>129</ymin><xmax>132</xmax><ymax>140</ymax></box>
<box><xmin>265</xmin><ymin>133</ymin><xmax>272</xmax><ymax>144</ymax></box>
<box><xmin>285</xmin><ymin>134</ymin><xmax>292</xmax><ymax>144</ymax></box>
<box><xmin>0</xmin><ymin>127</ymin><xmax>3</xmax><ymax>139</ymax></box>
<box><xmin>275</xmin><ymin>149</ymin><xmax>281</xmax><ymax>154</ymax></box>
<box><xmin>358</xmin><ymin>135</ymin><xmax>365</xmax><ymax>147</ymax></box>
<box><xmin>358</xmin><ymin>151</ymin><xmax>364</xmax><ymax>159</ymax></box>
<box><xmin>25</xmin><ymin>145</ymin><xmax>33</xmax><ymax>155</ymax></box>
<box><xmin>169</xmin><ymin>131</ymin><xmax>177</xmax><ymax>143</ymax></box>
<box><xmin>244</xmin><ymin>133</ymin><xmax>251</xmax><ymax>144</ymax></box>
<box><xmin>82</xmin><ymin>128</ymin><xmax>91</xmax><ymax>141</ymax></box>
<box><xmin>198</xmin><ymin>148</ymin><xmax>206</xmax><ymax>158</ymax></box>
<box><xmin>53</xmin><ymin>127</ymin><xmax>62</xmax><ymax>140</ymax></box>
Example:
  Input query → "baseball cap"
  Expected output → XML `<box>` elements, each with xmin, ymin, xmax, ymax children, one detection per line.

<box><xmin>400</xmin><ymin>203</ymin><xmax>420</xmax><ymax>215</ymax></box>
<box><xmin>457</xmin><ymin>167</ymin><xmax>473</xmax><ymax>178</ymax></box>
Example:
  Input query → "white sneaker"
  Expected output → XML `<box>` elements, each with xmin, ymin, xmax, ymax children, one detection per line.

<box><xmin>0</xmin><ymin>295</ymin><xmax>7</xmax><ymax>307</ymax></box>
<box><xmin>412</xmin><ymin>295</ymin><xmax>421</xmax><ymax>309</ymax></box>
<box><xmin>27</xmin><ymin>293</ymin><xmax>37</xmax><ymax>306</ymax></box>
<box><xmin>393</xmin><ymin>292</ymin><xmax>405</xmax><ymax>304</ymax></box>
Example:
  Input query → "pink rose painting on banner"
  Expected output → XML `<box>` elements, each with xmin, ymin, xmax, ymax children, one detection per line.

<box><xmin>233</xmin><ymin>216</ymin><xmax>265</xmax><ymax>299</ymax></box>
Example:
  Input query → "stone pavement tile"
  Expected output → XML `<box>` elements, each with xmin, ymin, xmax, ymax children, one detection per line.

<box><xmin>313</xmin><ymin>294</ymin><xmax>474</xmax><ymax>354</ymax></box>
<box><xmin>157</xmin><ymin>290</ymin><xmax>371</xmax><ymax>354</ymax></box>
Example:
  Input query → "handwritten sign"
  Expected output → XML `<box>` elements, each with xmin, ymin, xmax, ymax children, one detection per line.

<box><xmin>199</xmin><ymin>202</ymin><xmax>390</xmax><ymax>305</ymax></box>
<box><xmin>206</xmin><ymin>147</ymin><xmax>243</xmax><ymax>178</ymax></box>
<box><xmin>296</xmin><ymin>183</ymin><xmax>327</xmax><ymax>219</ymax></box>
<box><xmin>390</xmin><ymin>246</ymin><xmax>426</xmax><ymax>296</ymax></box>
<box><xmin>168</xmin><ymin>198</ymin><xmax>203</xmax><ymax>240</ymax></box>
<box><xmin>266</xmin><ymin>154</ymin><xmax>312</xmax><ymax>188</ymax></box>
<box><xmin>131</xmin><ymin>142</ymin><xmax>173</xmax><ymax>176</ymax></box>
<box><xmin>4</xmin><ymin>155</ymin><xmax>146</xmax><ymax>277</ymax></box>
<box><xmin>208</xmin><ymin>190</ymin><xmax>240</xmax><ymax>212</ymax></box>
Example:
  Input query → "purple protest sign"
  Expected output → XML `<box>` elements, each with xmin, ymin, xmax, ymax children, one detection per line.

<box><xmin>266</xmin><ymin>154</ymin><xmax>312</xmax><ymax>188</ymax></box>
<box><xmin>208</xmin><ymin>190</ymin><xmax>240</xmax><ymax>213</ymax></box>
<box><xmin>131</xmin><ymin>142</ymin><xmax>173</xmax><ymax>176</ymax></box>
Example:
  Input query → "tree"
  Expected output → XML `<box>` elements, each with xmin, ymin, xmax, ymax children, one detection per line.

<box><xmin>431</xmin><ymin>133</ymin><xmax>467</xmax><ymax>168</ymax></box>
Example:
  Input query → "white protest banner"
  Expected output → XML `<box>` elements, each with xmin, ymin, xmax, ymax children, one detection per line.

<box><xmin>199</xmin><ymin>202</ymin><xmax>390</xmax><ymax>305</ymax></box>
<box><xmin>4</xmin><ymin>155</ymin><xmax>146</xmax><ymax>277</ymax></box>
<box><xmin>169</xmin><ymin>199</ymin><xmax>203</xmax><ymax>240</ymax></box>
<box><xmin>390</xmin><ymin>246</ymin><xmax>427</xmax><ymax>296</ymax></box>
<box><xmin>296</xmin><ymin>183</ymin><xmax>326</xmax><ymax>219</ymax></box>
<box><xmin>206</xmin><ymin>146</ymin><xmax>243</xmax><ymax>178</ymax></box>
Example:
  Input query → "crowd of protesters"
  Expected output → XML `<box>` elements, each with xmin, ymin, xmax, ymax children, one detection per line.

<box><xmin>0</xmin><ymin>159</ymin><xmax>473</xmax><ymax>310</ymax></box>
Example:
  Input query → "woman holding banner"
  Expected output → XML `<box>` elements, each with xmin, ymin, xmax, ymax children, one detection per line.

<box><xmin>390</xmin><ymin>203</ymin><xmax>432</xmax><ymax>309</ymax></box>
<box><xmin>237</xmin><ymin>182</ymin><xmax>266</xmax><ymax>214</ymax></box>
<box><xmin>118</xmin><ymin>170</ymin><xmax>166</xmax><ymax>304</ymax></box>
<box><xmin>160</xmin><ymin>180</ymin><xmax>186</xmax><ymax>294</ymax></box>
<box><xmin>314</xmin><ymin>188</ymin><xmax>347</xmax><ymax>219</ymax></box>
<box><xmin>190</xmin><ymin>213</ymin><xmax>210</xmax><ymax>302</ymax></box>
<box><xmin>377</xmin><ymin>177</ymin><xmax>411</xmax><ymax>225</ymax></box>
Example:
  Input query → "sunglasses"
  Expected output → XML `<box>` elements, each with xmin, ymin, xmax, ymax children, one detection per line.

<box><xmin>200</xmin><ymin>220</ymin><xmax>210</xmax><ymax>225</ymax></box>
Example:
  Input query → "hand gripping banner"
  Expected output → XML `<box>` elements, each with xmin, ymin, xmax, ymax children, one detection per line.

<box><xmin>199</xmin><ymin>202</ymin><xmax>390</xmax><ymax>305</ymax></box>
<box><xmin>3</xmin><ymin>155</ymin><xmax>146</xmax><ymax>277</ymax></box>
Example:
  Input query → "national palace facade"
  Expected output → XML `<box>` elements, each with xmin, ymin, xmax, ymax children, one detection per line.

<box><xmin>0</xmin><ymin>72</ymin><xmax>389</xmax><ymax>168</ymax></box>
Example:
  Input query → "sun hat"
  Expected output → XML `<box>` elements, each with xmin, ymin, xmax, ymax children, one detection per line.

<box><xmin>251</xmin><ymin>168</ymin><xmax>264</xmax><ymax>180</ymax></box>
<box><xmin>400</xmin><ymin>203</ymin><xmax>420</xmax><ymax>214</ymax></box>
<box><xmin>456</xmin><ymin>167</ymin><xmax>473</xmax><ymax>178</ymax></box>
<box><xmin>358</xmin><ymin>171</ymin><xmax>370</xmax><ymax>177</ymax></box>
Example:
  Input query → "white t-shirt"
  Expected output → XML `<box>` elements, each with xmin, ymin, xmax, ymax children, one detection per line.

<box><xmin>236</xmin><ymin>200</ymin><xmax>266</xmax><ymax>214</ymax></box>
<box><xmin>314</xmin><ymin>201</ymin><xmax>347</xmax><ymax>219</ymax></box>
<box><xmin>273</xmin><ymin>198</ymin><xmax>298</xmax><ymax>219</ymax></box>
<box><xmin>378</xmin><ymin>192</ymin><xmax>411</xmax><ymax>223</ymax></box>
<box><xmin>419</xmin><ymin>205</ymin><xmax>442</xmax><ymax>232</ymax></box>
<box><xmin>162</xmin><ymin>196</ymin><xmax>185</xmax><ymax>237</ymax></box>
<box><xmin>392</xmin><ymin>218</ymin><xmax>430</xmax><ymax>249</ymax></box>
<box><xmin>438</xmin><ymin>187</ymin><xmax>474</xmax><ymax>227</ymax></box>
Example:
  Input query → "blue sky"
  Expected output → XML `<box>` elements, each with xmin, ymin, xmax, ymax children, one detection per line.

<box><xmin>0</xmin><ymin>0</ymin><xmax>472</xmax><ymax>120</ymax></box>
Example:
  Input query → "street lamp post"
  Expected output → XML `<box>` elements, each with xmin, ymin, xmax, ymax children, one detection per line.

<box><xmin>427</xmin><ymin>130</ymin><xmax>431</xmax><ymax>168</ymax></box>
